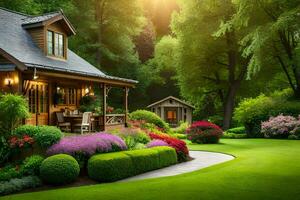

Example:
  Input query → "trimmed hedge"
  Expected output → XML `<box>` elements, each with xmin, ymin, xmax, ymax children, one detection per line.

<box><xmin>0</xmin><ymin>176</ymin><xmax>41</xmax><ymax>196</ymax></box>
<box><xmin>35</xmin><ymin>126</ymin><xmax>63</xmax><ymax>148</ymax></box>
<box><xmin>124</xmin><ymin>149</ymin><xmax>159</xmax><ymax>175</ymax></box>
<box><xmin>88</xmin><ymin>152</ymin><xmax>133</xmax><ymax>182</ymax></box>
<box><xmin>40</xmin><ymin>154</ymin><xmax>80</xmax><ymax>185</ymax></box>
<box><xmin>151</xmin><ymin>146</ymin><xmax>177</xmax><ymax>167</ymax></box>
<box><xmin>88</xmin><ymin>147</ymin><xmax>178</xmax><ymax>182</ymax></box>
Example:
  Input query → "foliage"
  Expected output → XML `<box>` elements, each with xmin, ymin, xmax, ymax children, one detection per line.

<box><xmin>79</xmin><ymin>94</ymin><xmax>102</xmax><ymax>114</ymax></box>
<box><xmin>0</xmin><ymin>94</ymin><xmax>29</xmax><ymax>135</ymax></box>
<box><xmin>171</xmin><ymin>121</ymin><xmax>189</xmax><ymax>134</ymax></box>
<box><xmin>35</xmin><ymin>126</ymin><xmax>63</xmax><ymax>148</ymax></box>
<box><xmin>234</xmin><ymin>89</ymin><xmax>300</xmax><ymax>137</ymax></box>
<box><xmin>261</xmin><ymin>115</ymin><xmax>300</xmax><ymax>139</ymax></box>
<box><xmin>88</xmin><ymin>152</ymin><xmax>133</xmax><ymax>182</ymax></box>
<box><xmin>222</xmin><ymin>133</ymin><xmax>247</xmax><ymax>139</ymax></box>
<box><xmin>226</xmin><ymin>127</ymin><xmax>246</xmax><ymax>134</ymax></box>
<box><xmin>149</xmin><ymin>133</ymin><xmax>189</xmax><ymax>162</ymax></box>
<box><xmin>230</xmin><ymin>0</ymin><xmax>300</xmax><ymax>98</ymax></box>
<box><xmin>47</xmin><ymin>133</ymin><xmax>127</xmax><ymax>168</ymax></box>
<box><xmin>124</xmin><ymin>149</ymin><xmax>159</xmax><ymax>175</ymax></box>
<box><xmin>40</xmin><ymin>154</ymin><xmax>80</xmax><ymax>185</ymax></box>
<box><xmin>14</xmin><ymin>125</ymin><xmax>40</xmax><ymax>137</ymax></box>
<box><xmin>0</xmin><ymin>155</ymin><xmax>44</xmax><ymax>182</ymax></box>
<box><xmin>0</xmin><ymin>136</ymin><xmax>10</xmax><ymax>165</ymax></box>
<box><xmin>146</xmin><ymin>140</ymin><xmax>169</xmax><ymax>148</ymax></box>
<box><xmin>22</xmin><ymin>155</ymin><xmax>44</xmax><ymax>176</ymax></box>
<box><xmin>110</xmin><ymin>128</ymin><xmax>150</xmax><ymax>150</ymax></box>
<box><xmin>186</xmin><ymin>121</ymin><xmax>223</xmax><ymax>144</ymax></box>
<box><xmin>129</xmin><ymin>110</ymin><xmax>169</xmax><ymax>131</ymax></box>
<box><xmin>173</xmin><ymin>134</ymin><xmax>187</xmax><ymax>139</ymax></box>
<box><xmin>0</xmin><ymin>176</ymin><xmax>41</xmax><ymax>196</ymax></box>
<box><xmin>151</xmin><ymin>146</ymin><xmax>177</xmax><ymax>167</ymax></box>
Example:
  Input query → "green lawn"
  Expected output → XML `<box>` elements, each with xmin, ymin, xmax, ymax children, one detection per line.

<box><xmin>2</xmin><ymin>139</ymin><xmax>300</xmax><ymax>200</ymax></box>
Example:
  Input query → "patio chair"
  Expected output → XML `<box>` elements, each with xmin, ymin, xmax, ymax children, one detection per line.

<box><xmin>73</xmin><ymin>112</ymin><xmax>92</xmax><ymax>134</ymax></box>
<box><xmin>56</xmin><ymin>112</ymin><xmax>71</xmax><ymax>132</ymax></box>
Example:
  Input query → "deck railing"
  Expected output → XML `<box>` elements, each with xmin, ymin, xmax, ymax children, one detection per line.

<box><xmin>105</xmin><ymin>114</ymin><xmax>125</xmax><ymax>125</ymax></box>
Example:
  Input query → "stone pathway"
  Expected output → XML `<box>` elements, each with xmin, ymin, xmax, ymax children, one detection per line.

<box><xmin>121</xmin><ymin>151</ymin><xmax>234</xmax><ymax>182</ymax></box>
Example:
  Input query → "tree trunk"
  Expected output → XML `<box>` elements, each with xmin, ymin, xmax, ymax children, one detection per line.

<box><xmin>223</xmin><ymin>82</ymin><xmax>240</xmax><ymax>130</ymax></box>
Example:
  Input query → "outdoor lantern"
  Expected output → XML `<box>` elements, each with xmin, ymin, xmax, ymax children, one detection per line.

<box><xmin>4</xmin><ymin>77</ymin><xmax>13</xmax><ymax>87</ymax></box>
<box><xmin>33</xmin><ymin>68</ymin><xmax>39</xmax><ymax>80</ymax></box>
<box><xmin>85</xmin><ymin>87</ymin><xmax>90</xmax><ymax>94</ymax></box>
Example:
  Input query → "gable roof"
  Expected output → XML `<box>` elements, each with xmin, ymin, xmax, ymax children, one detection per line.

<box><xmin>0</xmin><ymin>8</ymin><xmax>137</xmax><ymax>85</ymax></box>
<box><xmin>22</xmin><ymin>10</ymin><xmax>76</xmax><ymax>36</ymax></box>
<box><xmin>147</xmin><ymin>96</ymin><xmax>195</xmax><ymax>109</ymax></box>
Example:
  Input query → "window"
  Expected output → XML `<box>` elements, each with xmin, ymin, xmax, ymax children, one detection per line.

<box><xmin>47</xmin><ymin>30</ymin><xmax>64</xmax><ymax>57</ymax></box>
<box><xmin>167</xmin><ymin>111</ymin><xmax>177</xmax><ymax>120</ymax></box>
<box><xmin>47</xmin><ymin>31</ymin><xmax>53</xmax><ymax>55</ymax></box>
<box><xmin>56</xmin><ymin>86</ymin><xmax>77</xmax><ymax>105</ymax></box>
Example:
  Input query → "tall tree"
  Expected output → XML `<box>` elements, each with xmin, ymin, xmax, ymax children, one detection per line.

<box><xmin>171</xmin><ymin>0</ymin><xmax>250</xmax><ymax>129</ymax></box>
<box><xmin>231</xmin><ymin>0</ymin><xmax>300</xmax><ymax>98</ymax></box>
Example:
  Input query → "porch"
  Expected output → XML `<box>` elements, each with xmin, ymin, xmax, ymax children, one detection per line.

<box><xmin>0</xmin><ymin>68</ymin><xmax>132</xmax><ymax>131</ymax></box>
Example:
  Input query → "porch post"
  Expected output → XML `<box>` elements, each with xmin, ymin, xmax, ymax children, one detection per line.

<box><xmin>102</xmin><ymin>83</ymin><xmax>106</xmax><ymax>131</ymax></box>
<box><xmin>124</xmin><ymin>87</ymin><xmax>129</xmax><ymax>127</ymax></box>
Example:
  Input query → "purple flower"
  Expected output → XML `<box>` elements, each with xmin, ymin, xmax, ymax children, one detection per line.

<box><xmin>47</xmin><ymin>132</ymin><xmax>127</xmax><ymax>156</ymax></box>
<box><xmin>146</xmin><ymin>139</ymin><xmax>169</xmax><ymax>148</ymax></box>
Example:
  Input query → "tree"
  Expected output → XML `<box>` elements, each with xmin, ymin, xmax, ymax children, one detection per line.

<box><xmin>231</xmin><ymin>0</ymin><xmax>300</xmax><ymax>98</ymax></box>
<box><xmin>171</xmin><ymin>0</ymin><xmax>251</xmax><ymax>129</ymax></box>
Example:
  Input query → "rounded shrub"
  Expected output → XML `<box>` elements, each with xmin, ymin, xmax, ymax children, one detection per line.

<box><xmin>40</xmin><ymin>154</ymin><xmax>80</xmax><ymax>185</ymax></box>
<box><xmin>88</xmin><ymin>152</ymin><xmax>133</xmax><ymax>182</ymax></box>
<box><xmin>186</xmin><ymin>121</ymin><xmax>223</xmax><ymax>144</ymax></box>
<box><xmin>124</xmin><ymin>149</ymin><xmax>159</xmax><ymax>174</ymax></box>
<box><xmin>151</xmin><ymin>146</ymin><xmax>177</xmax><ymax>167</ymax></box>
<box><xmin>14</xmin><ymin>125</ymin><xmax>40</xmax><ymax>137</ymax></box>
<box><xmin>35</xmin><ymin>126</ymin><xmax>63</xmax><ymax>148</ymax></box>
<box><xmin>129</xmin><ymin>110</ymin><xmax>169</xmax><ymax>131</ymax></box>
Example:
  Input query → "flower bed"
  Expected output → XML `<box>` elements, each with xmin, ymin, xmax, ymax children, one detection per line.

<box><xmin>47</xmin><ymin>133</ymin><xmax>127</xmax><ymax>167</ymax></box>
<box><xmin>149</xmin><ymin>133</ymin><xmax>189</xmax><ymax>162</ymax></box>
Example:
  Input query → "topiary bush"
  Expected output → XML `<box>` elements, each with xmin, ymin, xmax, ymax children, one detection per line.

<box><xmin>88</xmin><ymin>152</ymin><xmax>133</xmax><ymax>182</ymax></box>
<box><xmin>35</xmin><ymin>126</ymin><xmax>63</xmax><ymax>148</ymax></box>
<box><xmin>124</xmin><ymin>149</ymin><xmax>159</xmax><ymax>175</ymax></box>
<box><xmin>151</xmin><ymin>146</ymin><xmax>177</xmax><ymax>167</ymax></box>
<box><xmin>186</xmin><ymin>121</ymin><xmax>223</xmax><ymax>144</ymax></box>
<box><xmin>129</xmin><ymin>110</ymin><xmax>169</xmax><ymax>131</ymax></box>
<box><xmin>40</xmin><ymin>154</ymin><xmax>80</xmax><ymax>185</ymax></box>
<box><xmin>14</xmin><ymin>125</ymin><xmax>40</xmax><ymax>137</ymax></box>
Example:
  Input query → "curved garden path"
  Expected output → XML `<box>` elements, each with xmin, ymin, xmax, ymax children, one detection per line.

<box><xmin>121</xmin><ymin>151</ymin><xmax>235</xmax><ymax>182</ymax></box>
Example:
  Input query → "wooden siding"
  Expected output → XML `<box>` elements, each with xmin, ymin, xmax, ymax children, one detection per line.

<box><xmin>27</xmin><ymin>27</ymin><xmax>45</xmax><ymax>51</ymax></box>
<box><xmin>0</xmin><ymin>71</ymin><xmax>20</xmax><ymax>94</ymax></box>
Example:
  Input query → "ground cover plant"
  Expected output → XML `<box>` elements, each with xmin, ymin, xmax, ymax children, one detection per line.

<box><xmin>186</xmin><ymin>121</ymin><xmax>223</xmax><ymax>144</ymax></box>
<box><xmin>47</xmin><ymin>133</ymin><xmax>127</xmax><ymax>168</ymax></box>
<box><xmin>5</xmin><ymin>139</ymin><xmax>300</xmax><ymax>200</ymax></box>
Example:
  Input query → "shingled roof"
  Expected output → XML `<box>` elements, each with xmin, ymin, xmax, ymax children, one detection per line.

<box><xmin>0</xmin><ymin>8</ymin><xmax>137</xmax><ymax>84</ymax></box>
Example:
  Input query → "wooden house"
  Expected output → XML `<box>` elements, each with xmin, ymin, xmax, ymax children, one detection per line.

<box><xmin>0</xmin><ymin>8</ymin><xmax>137</xmax><ymax>131</ymax></box>
<box><xmin>147</xmin><ymin>96</ymin><xmax>194</xmax><ymax>127</ymax></box>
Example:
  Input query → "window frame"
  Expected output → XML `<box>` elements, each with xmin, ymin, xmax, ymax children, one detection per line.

<box><xmin>47</xmin><ymin>30</ymin><xmax>65</xmax><ymax>58</ymax></box>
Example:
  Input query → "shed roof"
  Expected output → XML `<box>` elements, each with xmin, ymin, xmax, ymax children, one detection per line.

<box><xmin>0</xmin><ymin>8</ymin><xmax>137</xmax><ymax>85</ymax></box>
<box><xmin>147</xmin><ymin>96</ymin><xmax>195</xmax><ymax>109</ymax></box>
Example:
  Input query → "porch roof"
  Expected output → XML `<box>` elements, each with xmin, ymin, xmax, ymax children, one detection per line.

<box><xmin>0</xmin><ymin>8</ymin><xmax>138</xmax><ymax>85</ymax></box>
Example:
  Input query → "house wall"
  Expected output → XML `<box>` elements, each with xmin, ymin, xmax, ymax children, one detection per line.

<box><xmin>27</xmin><ymin>27</ymin><xmax>45</xmax><ymax>51</ymax></box>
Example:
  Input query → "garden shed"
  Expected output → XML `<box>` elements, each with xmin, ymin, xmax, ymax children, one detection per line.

<box><xmin>147</xmin><ymin>96</ymin><xmax>194</xmax><ymax>127</ymax></box>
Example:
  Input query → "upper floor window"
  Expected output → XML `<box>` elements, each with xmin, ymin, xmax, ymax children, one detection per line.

<box><xmin>47</xmin><ymin>30</ymin><xmax>64</xmax><ymax>58</ymax></box>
